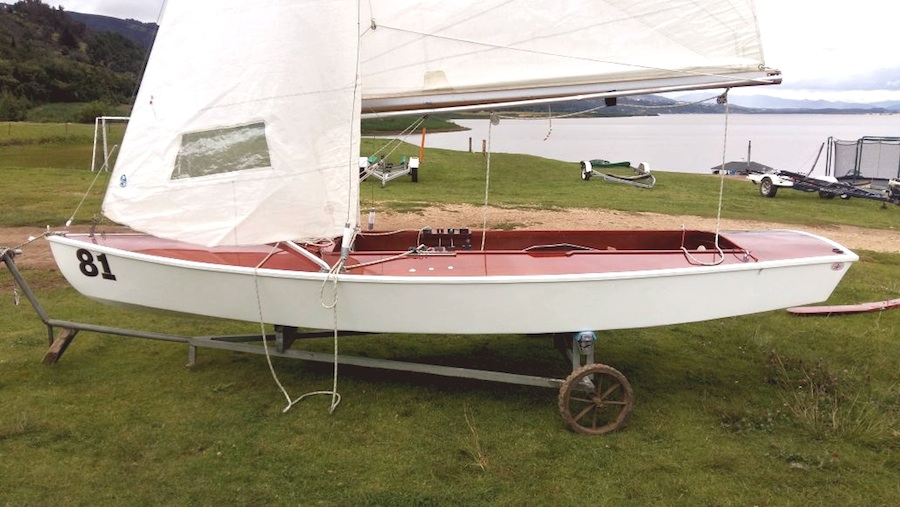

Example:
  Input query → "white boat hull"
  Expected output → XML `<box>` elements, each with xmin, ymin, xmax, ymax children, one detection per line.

<box><xmin>47</xmin><ymin>231</ymin><xmax>857</xmax><ymax>334</ymax></box>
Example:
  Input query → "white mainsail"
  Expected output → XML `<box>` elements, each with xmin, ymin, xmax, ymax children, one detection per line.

<box><xmin>103</xmin><ymin>1</ymin><xmax>361</xmax><ymax>247</ymax></box>
<box><xmin>103</xmin><ymin>0</ymin><xmax>777</xmax><ymax>247</ymax></box>
<box><xmin>360</xmin><ymin>0</ymin><xmax>777</xmax><ymax>114</ymax></box>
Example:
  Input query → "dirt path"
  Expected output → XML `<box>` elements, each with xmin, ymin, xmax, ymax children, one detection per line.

<box><xmin>2</xmin><ymin>205</ymin><xmax>897</xmax><ymax>270</ymax></box>
<box><xmin>370</xmin><ymin>204</ymin><xmax>900</xmax><ymax>253</ymax></box>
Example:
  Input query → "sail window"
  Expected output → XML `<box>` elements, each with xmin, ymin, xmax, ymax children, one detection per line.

<box><xmin>171</xmin><ymin>122</ymin><xmax>271</xmax><ymax>179</ymax></box>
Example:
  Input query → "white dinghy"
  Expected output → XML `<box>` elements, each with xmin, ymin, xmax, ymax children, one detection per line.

<box><xmin>38</xmin><ymin>0</ymin><xmax>858</xmax><ymax>434</ymax></box>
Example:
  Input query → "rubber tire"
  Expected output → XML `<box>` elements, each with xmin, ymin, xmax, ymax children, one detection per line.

<box><xmin>759</xmin><ymin>177</ymin><xmax>777</xmax><ymax>198</ymax></box>
<box><xmin>818</xmin><ymin>190</ymin><xmax>835</xmax><ymax>199</ymax></box>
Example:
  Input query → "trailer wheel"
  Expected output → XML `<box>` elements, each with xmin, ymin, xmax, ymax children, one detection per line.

<box><xmin>759</xmin><ymin>177</ymin><xmax>777</xmax><ymax>198</ymax></box>
<box><xmin>818</xmin><ymin>190</ymin><xmax>835</xmax><ymax>199</ymax></box>
<box><xmin>558</xmin><ymin>363</ymin><xmax>633</xmax><ymax>435</ymax></box>
<box><xmin>580</xmin><ymin>162</ymin><xmax>592</xmax><ymax>181</ymax></box>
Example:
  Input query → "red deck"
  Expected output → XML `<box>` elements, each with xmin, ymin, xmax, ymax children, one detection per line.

<box><xmin>71</xmin><ymin>229</ymin><xmax>850</xmax><ymax>278</ymax></box>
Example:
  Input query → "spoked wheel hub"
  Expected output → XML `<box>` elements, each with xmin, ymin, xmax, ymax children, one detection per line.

<box><xmin>558</xmin><ymin>363</ymin><xmax>634</xmax><ymax>435</ymax></box>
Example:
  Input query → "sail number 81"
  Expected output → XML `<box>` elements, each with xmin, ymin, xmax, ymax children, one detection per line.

<box><xmin>76</xmin><ymin>248</ymin><xmax>117</xmax><ymax>281</ymax></box>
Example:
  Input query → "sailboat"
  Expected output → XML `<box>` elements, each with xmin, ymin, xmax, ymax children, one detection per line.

<box><xmin>47</xmin><ymin>0</ymin><xmax>857</xmax><ymax>336</ymax></box>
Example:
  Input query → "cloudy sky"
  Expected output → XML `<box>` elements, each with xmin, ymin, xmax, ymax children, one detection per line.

<box><xmin>11</xmin><ymin>0</ymin><xmax>900</xmax><ymax>104</ymax></box>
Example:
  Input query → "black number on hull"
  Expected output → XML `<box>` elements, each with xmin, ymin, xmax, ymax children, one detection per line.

<box><xmin>76</xmin><ymin>249</ymin><xmax>117</xmax><ymax>280</ymax></box>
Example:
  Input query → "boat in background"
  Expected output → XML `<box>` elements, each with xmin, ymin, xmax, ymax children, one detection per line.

<box><xmin>46</xmin><ymin>0</ymin><xmax>856</xmax><ymax>335</ymax></box>
<box><xmin>580</xmin><ymin>160</ymin><xmax>656</xmax><ymax>188</ymax></box>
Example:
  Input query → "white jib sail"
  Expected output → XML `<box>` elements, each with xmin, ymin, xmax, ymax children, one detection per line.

<box><xmin>360</xmin><ymin>0</ymin><xmax>776</xmax><ymax>114</ymax></box>
<box><xmin>103</xmin><ymin>0</ymin><xmax>361</xmax><ymax>247</ymax></box>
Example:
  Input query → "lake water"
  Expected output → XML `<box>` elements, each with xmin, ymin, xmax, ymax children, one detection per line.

<box><xmin>421</xmin><ymin>114</ymin><xmax>899</xmax><ymax>176</ymax></box>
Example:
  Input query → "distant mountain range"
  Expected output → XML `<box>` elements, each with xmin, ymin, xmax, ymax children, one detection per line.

<box><xmin>57</xmin><ymin>11</ymin><xmax>900</xmax><ymax>115</ymax></box>
<box><xmin>64</xmin><ymin>11</ymin><xmax>157</xmax><ymax>49</ymax></box>
<box><xmin>520</xmin><ymin>93</ymin><xmax>899</xmax><ymax>117</ymax></box>
<box><xmin>667</xmin><ymin>92</ymin><xmax>900</xmax><ymax>113</ymax></box>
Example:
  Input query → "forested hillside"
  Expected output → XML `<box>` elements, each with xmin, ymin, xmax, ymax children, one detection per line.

<box><xmin>0</xmin><ymin>0</ymin><xmax>151</xmax><ymax>121</ymax></box>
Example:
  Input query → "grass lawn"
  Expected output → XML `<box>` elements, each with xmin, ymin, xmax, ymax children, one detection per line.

<box><xmin>1</xmin><ymin>123</ymin><xmax>897</xmax><ymax>505</ymax></box>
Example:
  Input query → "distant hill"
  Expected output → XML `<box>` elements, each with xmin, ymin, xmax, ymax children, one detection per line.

<box><xmin>0</xmin><ymin>0</ymin><xmax>151</xmax><ymax>121</ymax></box>
<box><xmin>1</xmin><ymin>0</ymin><xmax>894</xmax><ymax>123</ymax></box>
<box><xmin>65</xmin><ymin>11</ymin><xmax>157</xmax><ymax>50</ymax></box>
<box><xmin>498</xmin><ymin>91</ymin><xmax>898</xmax><ymax>117</ymax></box>
<box><xmin>669</xmin><ymin>92</ymin><xmax>899</xmax><ymax>114</ymax></box>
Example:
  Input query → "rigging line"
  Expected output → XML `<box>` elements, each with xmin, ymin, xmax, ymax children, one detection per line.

<box><xmin>496</xmin><ymin>93</ymin><xmax>723</xmax><ymax>123</ymax></box>
<box><xmin>373</xmin><ymin>115</ymin><xmax>427</xmax><ymax>155</ymax></box>
<box><xmin>369</xmin><ymin>116</ymin><xmax>426</xmax><ymax>155</ymax></box>
<box><xmin>360</xmin><ymin>116</ymin><xmax>426</xmax><ymax>184</ymax></box>
<box><xmin>2</xmin><ymin>231</ymin><xmax>49</xmax><ymax>254</ymax></box>
<box><xmin>367</xmin><ymin>116</ymin><xmax>427</xmax><ymax>161</ymax></box>
<box><xmin>714</xmin><ymin>90</ymin><xmax>730</xmax><ymax>244</ymax></box>
<box><xmin>543</xmin><ymin>107</ymin><xmax>552</xmax><ymax>141</ymax></box>
<box><xmin>358</xmin><ymin>228</ymin><xmax>420</xmax><ymax>236</ymax></box>
<box><xmin>679</xmin><ymin>226</ymin><xmax>725</xmax><ymax>266</ymax></box>
<box><xmin>481</xmin><ymin>114</ymin><xmax>496</xmax><ymax>251</ymax></box>
<box><xmin>679</xmin><ymin>90</ymin><xmax>731</xmax><ymax>267</ymax></box>
<box><xmin>128</xmin><ymin>1</ymin><xmax>166</xmax><ymax>99</ymax></box>
<box><xmin>251</xmin><ymin>243</ymin><xmax>343</xmax><ymax>414</ymax></box>
<box><xmin>66</xmin><ymin>147</ymin><xmax>116</xmax><ymax>227</ymax></box>
<box><xmin>343</xmin><ymin>245</ymin><xmax>425</xmax><ymax>270</ymax></box>
<box><xmin>311</xmin><ymin>257</ymin><xmax>347</xmax><ymax>414</ymax></box>
<box><xmin>252</xmin><ymin>244</ymin><xmax>296</xmax><ymax>409</ymax></box>
<box><xmin>345</xmin><ymin>0</ymin><xmax>370</xmax><ymax>228</ymax></box>
<box><xmin>615</xmin><ymin>95</ymin><xmax>723</xmax><ymax>110</ymax></box>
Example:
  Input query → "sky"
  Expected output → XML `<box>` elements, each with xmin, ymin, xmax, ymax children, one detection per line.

<box><xmin>7</xmin><ymin>0</ymin><xmax>900</xmax><ymax>104</ymax></box>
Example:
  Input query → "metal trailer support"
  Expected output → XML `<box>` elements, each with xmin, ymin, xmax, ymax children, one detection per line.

<box><xmin>2</xmin><ymin>247</ymin><xmax>633</xmax><ymax>435</ymax></box>
<box><xmin>367</xmin><ymin>156</ymin><xmax>420</xmax><ymax>187</ymax></box>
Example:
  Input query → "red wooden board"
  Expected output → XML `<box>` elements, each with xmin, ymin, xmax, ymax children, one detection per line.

<box><xmin>787</xmin><ymin>298</ymin><xmax>900</xmax><ymax>316</ymax></box>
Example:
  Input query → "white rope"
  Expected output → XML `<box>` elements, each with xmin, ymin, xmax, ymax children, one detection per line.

<box><xmin>358</xmin><ymin>228</ymin><xmax>420</xmax><ymax>237</ymax></box>
<box><xmin>680</xmin><ymin>90</ymin><xmax>731</xmax><ymax>266</ymax></box>
<box><xmin>713</xmin><ymin>91</ymin><xmax>730</xmax><ymax>239</ymax></box>
<box><xmin>369</xmin><ymin>116</ymin><xmax>427</xmax><ymax>157</ymax></box>
<box><xmin>543</xmin><ymin>107</ymin><xmax>553</xmax><ymax>140</ymax></box>
<box><xmin>252</xmin><ymin>243</ymin><xmax>342</xmax><ymax>415</ymax></box>
<box><xmin>480</xmin><ymin>114</ymin><xmax>496</xmax><ymax>250</ymax></box>
<box><xmin>679</xmin><ymin>226</ymin><xmax>725</xmax><ymax>266</ymax></box>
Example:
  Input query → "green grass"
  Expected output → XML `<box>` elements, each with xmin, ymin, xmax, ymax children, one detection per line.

<box><xmin>23</xmin><ymin>102</ymin><xmax>133</xmax><ymax>123</ymax></box>
<box><xmin>1</xmin><ymin>123</ymin><xmax>898</xmax><ymax>505</ymax></box>
<box><xmin>357</xmin><ymin>138</ymin><xmax>899</xmax><ymax>230</ymax></box>
<box><xmin>361</xmin><ymin>114</ymin><xmax>464</xmax><ymax>135</ymax></box>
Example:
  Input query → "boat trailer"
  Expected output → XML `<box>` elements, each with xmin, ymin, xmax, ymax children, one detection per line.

<box><xmin>749</xmin><ymin>170</ymin><xmax>900</xmax><ymax>206</ymax></box>
<box><xmin>580</xmin><ymin>159</ymin><xmax>656</xmax><ymax>189</ymax></box>
<box><xmin>360</xmin><ymin>155</ymin><xmax>420</xmax><ymax>187</ymax></box>
<box><xmin>2</xmin><ymin>246</ymin><xmax>632</xmax><ymax>435</ymax></box>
